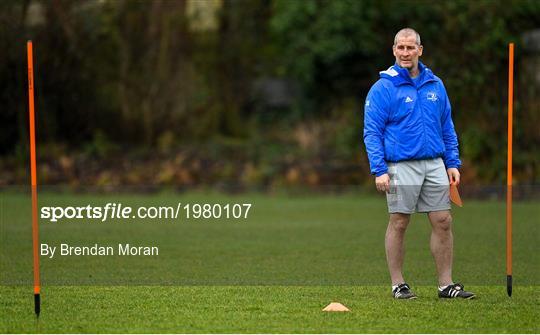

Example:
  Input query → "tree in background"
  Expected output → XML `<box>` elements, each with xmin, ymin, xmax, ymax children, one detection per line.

<box><xmin>0</xmin><ymin>0</ymin><xmax>539</xmax><ymax>185</ymax></box>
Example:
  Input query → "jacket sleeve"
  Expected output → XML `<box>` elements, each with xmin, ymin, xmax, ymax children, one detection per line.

<box><xmin>440</xmin><ymin>82</ymin><xmax>461</xmax><ymax>169</ymax></box>
<box><xmin>363</xmin><ymin>81</ymin><xmax>390</xmax><ymax>176</ymax></box>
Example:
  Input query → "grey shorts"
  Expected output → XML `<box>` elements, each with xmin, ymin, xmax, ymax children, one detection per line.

<box><xmin>386</xmin><ymin>158</ymin><xmax>451</xmax><ymax>214</ymax></box>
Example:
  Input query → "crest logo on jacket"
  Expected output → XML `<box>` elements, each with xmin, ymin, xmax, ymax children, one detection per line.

<box><xmin>427</xmin><ymin>92</ymin><xmax>438</xmax><ymax>101</ymax></box>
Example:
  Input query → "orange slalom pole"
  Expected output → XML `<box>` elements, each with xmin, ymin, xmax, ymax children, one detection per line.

<box><xmin>27</xmin><ymin>40</ymin><xmax>41</xmax><ymax>316</ymax></box>
<box><xmin>506</xmin><ymin>42</ymin><xmax>514</xmax><ymax>297</ymax></box>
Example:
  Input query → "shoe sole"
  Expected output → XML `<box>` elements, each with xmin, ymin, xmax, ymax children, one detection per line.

<box><xmin>438</xmin><ymin>294</ymin><xmax>476</xmax><ymax>299</ymax></box>
<box><xmin>394</xmin><ymin>296</ymin><xmax>417</xmax><ymax>300</ymax></box>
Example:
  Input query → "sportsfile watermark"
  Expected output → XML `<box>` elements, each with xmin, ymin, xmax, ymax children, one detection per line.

<box><xmin>40</xmin><ymin>202</ymin><xmax>253</xmax><ymax>223</ymax></box>
<box><xmin>1</xmin><ymin>185</ymin><xmax>539</xmax><ymax>286</ymax></box>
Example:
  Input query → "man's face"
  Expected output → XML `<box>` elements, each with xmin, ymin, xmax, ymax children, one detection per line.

<box><xmin>393</xmin><ymin>34</ymin><xmax>423</xmax><ymax>70</ymax></box>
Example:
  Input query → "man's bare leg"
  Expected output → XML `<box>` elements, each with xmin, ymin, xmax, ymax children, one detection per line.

<box><xmin>385</xmin><ymin>213</ymin><xmax>411</xmax><ymax>285</ymax></box>
<box><xmin>428</xmin><ymin>210</ymin><xmax>453</xmax><ymax>286</ymax></box>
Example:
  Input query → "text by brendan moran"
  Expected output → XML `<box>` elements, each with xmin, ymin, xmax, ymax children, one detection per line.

<box><xmin>40</xmin><ymin>243</ymin><xmax>159</xmax><ymax>258</ymax></box>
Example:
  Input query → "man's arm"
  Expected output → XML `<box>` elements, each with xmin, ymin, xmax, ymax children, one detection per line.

<box><xmin>440</xmin><ymin>83</ymin><xmax>461</xmax><ymax>170</ymax></box>
<box><xmin>363</xmin><ymin>81</ymin><xmax>390</xmax><ymax>178</ymax></box>
<box><xmin>447</xmin><ymin>167</ymin><xmax>460</xmax><ymax>185</ymax></box>
<box><xmin>375</xmin><ymin>173</ymin><xmax>391</xmax><ymax>192</ymax></box>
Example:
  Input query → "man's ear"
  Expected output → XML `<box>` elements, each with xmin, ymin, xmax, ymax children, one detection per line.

<box><xmin>392</xmin><ymin>45</ymin><xmax>397</xmax><ymax>57</ymax></box>
<box><xmin>418</xmin><ymin>45</ymin><xmax>423</xmax><ymax>57</ymax></box>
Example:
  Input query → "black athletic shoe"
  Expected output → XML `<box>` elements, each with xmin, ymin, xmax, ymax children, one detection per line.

<box><xmin>438</xmin><ymin>283</ymin><xmax>476</xmax><ymax>299</ymax></box>
<box><xmin>392</xmin><ymin>283</ymin><xmax>417</xmax><ymax>299</ymax></box>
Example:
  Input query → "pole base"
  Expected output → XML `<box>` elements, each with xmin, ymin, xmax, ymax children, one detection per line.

<box><xmin>34</xmin><ymin>293</ymin><xmax>40</xmax><ymax>317</ymax></box>
<box><xmin>507</xmin><ymin>275</ymin><xmax>512</xmax><ymax>297</ymax></box>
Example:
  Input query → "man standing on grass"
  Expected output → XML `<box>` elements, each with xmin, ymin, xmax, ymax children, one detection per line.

<box><xmin>363</xmin><ymin>28</ymin><xmax>475</xmax><ymax>300</ymax></box>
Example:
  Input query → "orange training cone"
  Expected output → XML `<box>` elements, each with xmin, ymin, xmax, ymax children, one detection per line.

<box><xmin>322</xmin><ymin>302</ymin><xmax>350</xmax><ymax>312</ymax></box>
<box><xmin>450</xmin><ymin>182</ymin><xmax>463</xmax><ymax>207</ymax></box>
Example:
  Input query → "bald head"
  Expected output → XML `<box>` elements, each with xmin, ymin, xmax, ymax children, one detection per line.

<box><xmin>392</xmin><ymin>28</ymin><xmax>423</xmax><ymax>77</ymax></box>
<box><xmin>394</xmin><ymin>28</ymin><xmax>421</xmax><ymax>46</ymax></box>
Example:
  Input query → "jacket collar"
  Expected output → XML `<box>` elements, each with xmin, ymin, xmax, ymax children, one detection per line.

<box><xmin>379</xmin><ymin>61</ymin><xmax>436</xmax><ymax>87</ymax></box>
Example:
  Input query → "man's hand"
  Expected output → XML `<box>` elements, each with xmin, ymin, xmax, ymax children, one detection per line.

<box><xmin>447</xmin><ymin>168</ymin><xmax>460</xmax><ymax>185</ymax></box>
<box><xmin>375</xmin><ymin>173</ymin><xmax>390</xmax><ymax>192</ymax></box>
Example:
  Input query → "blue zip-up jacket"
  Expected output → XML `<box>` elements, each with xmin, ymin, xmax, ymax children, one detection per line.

<box><xmin>363</xmin><ymin>62</ymin><xmax>461</xmax><ymax>177</ymax></box>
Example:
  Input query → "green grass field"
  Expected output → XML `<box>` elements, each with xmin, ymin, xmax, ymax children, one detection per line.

<box><xmin>2</xmin><ymin>286</ymin><xmax>538</xmax><ymax>333</ymax></box>
<box><xmin>1</xmin><ymin>190</ymin><xmax>539</xmax><ymax>333</ymax></box>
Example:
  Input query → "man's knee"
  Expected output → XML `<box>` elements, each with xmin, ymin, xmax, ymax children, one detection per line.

<box><xmin>389</xmin><ymin>213</ymin><xmax>410</xmax><ymax>232</ymax></box>
<box><xmin>430</xmin><ymin>211</ymin><xmax>452</xmax><ymax>231</ymax></box>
